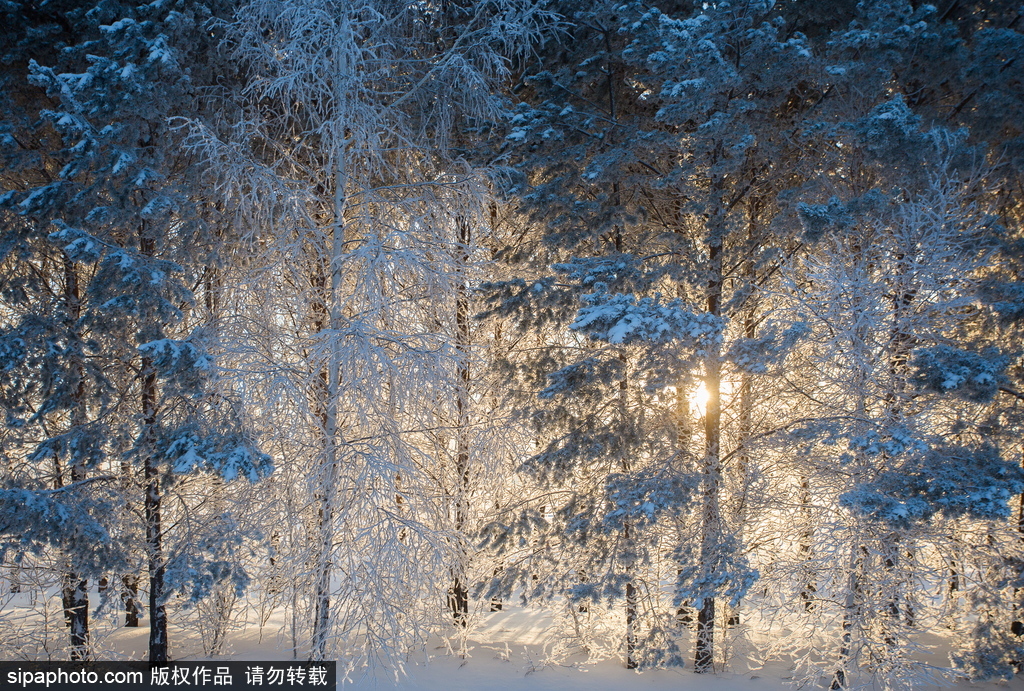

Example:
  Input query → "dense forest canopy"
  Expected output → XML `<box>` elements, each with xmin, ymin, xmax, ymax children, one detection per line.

<box><xmin>1</xmin><ymin>0</ymin><xmax>1023</xmax><ymax>687</ymax></box>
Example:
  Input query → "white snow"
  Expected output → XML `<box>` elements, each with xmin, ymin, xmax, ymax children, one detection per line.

<box><xmin>0</xmin><ymin>590</ymin><xmax>1008</xmax><ymax>691</ymax></box>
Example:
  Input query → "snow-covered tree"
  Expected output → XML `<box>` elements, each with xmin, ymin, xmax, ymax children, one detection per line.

<box><xmin>1</xmin><ymin>0</ymin><xmax>270</xmax><ymax>662</ymax></box>
<box><xmin>183</xmin><ymin>0</ymin><xmax>548</xmax><ymax>666</ymax></box>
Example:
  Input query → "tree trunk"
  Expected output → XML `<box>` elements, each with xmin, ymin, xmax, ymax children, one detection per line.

<box><xmin>143</xmin><ymin>418</ymin><xmax>167</xmax><ymax>662</ymax></box>
<box><xmin>830</xmin><ymin>544</ymin><xmax>866</xmax><ymax>689</ymax></box>
<box><xmin>142</xmin><ymin>352</ymin><xmax>167</xmax><ymax>661</ymax></box>
<box><xmin>60</xmin><ymin>254</ymin><xmax>90</xmax><ymax>660</ymax></box>
<box><xmin>122</xmin><ymin>574</ymin><xmax>141</xmax><ymax>627</ymax></box>
<box><xmin>120</xmin><ymin>438</ymin><xmax>140</xmax><ymax>627</ymax></box>
<box><xmin>730</xmin><ymin>301</ymin><xmax>756</xmax><ymax>628</ymax></box>
<box><xmin>311</xmin><ymin>141</ymin><xmax>348</xmax><ymax>661</ymax></box>
<box><xmin>625</xmin><ymin>567</ymin><xmax>638</xmax><ymax>669</ymax></box>
<box><xmin>695</xmin><ymin>238</ymin><xmax>724</xmax><ymax>674</ymax></box>
<box><xmin>675</xmin><ymin>390</ymin><xmax>694</xmax><ymax>625</ymax></box>
<box><xmin>138</xmin><ymin>231</ymin><xmax>168</xmax><ymax>662</ymax></box>
<box><xmin>799</xmin><ymin>476</ymin><xmax>815</xmax><ymax>612</ymax></box>
<box><xmin>673</xmin><ymin>262</ymin><xmax>695</xmax><ymax>626</ymax></box>
<box><xmin>449</xmin><ymin>216</ymin><xmax>472</xmax><ymax>628</ymax></box>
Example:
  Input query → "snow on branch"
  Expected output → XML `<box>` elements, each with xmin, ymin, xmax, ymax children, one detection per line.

<box><xmin>570</xmin><ymin>291</ymin><xmax>723</xmax><ymax>348</ymax></box>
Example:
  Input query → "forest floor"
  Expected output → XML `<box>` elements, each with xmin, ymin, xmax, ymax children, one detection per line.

<box><xmin>4</xmin><ymin>588</ymin><xmax>1022</xmax><ymax>689</ymax></box>
<box><xmin>105</xmin><ymin>603</ymin><xmax>1024</xmax><ymax>690</ymax></box>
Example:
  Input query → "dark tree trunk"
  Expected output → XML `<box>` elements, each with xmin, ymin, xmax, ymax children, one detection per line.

<box><xmin>799</xmin><ymin>476</ymin><xmax>816</xmax><ymax>612</ymax></box>
<box><xmin>831</xmin><ymin>545</ymin><xmax>866</xmax><ymax>690</ymax></box>
<box><xmin>61</xmin><ymin>574</ymin><xmax>89</xmax><ymax>661</ymax></box>
<box><xmin>60</xmin><ymin>254</ymin><xmax>90</xmax><ymax>660</ymax></box>
<box><xmin>625</xmin><ymin>562</ymin><xmax>638</xmax><ymax>669</ymax></box>
<box><xmin>143</xmin><ymin>355</ymin><xmax>167</xmax><ymax>661</ymax></box>
<box><xmin>694</xmin><ymin>237</ymin><xmax>724</xmax><ymax>674</ymax></box>
<box><xmin>123</xmin><ymin>574</ymin><xmax>141</xmax><ymax>627</ymax></box>
<box><xmin>450</xmin><ymin>216</ymin><xmax>472</xmax><ymax>628</ymax></box>
<box><xmin>139</xmin><ymin>231</ymin><xmax>167</xmax><ymax>662</ymax></box>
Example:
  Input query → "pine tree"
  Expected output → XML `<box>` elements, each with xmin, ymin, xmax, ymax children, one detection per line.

<box><xmin>483</xmin><ymin>0</ymin><xmax>831</xmax><ymax>670</ymax></box>
<box><xmin>1</xmin><ymin>0</ymin><xmax>270</xmax><ymax>662</ymax></box>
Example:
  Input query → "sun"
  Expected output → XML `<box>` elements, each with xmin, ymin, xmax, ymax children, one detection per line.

<box><xmin>691</xmin><ymin>382</ymin><xmax>709</xmax><ymax>415</ymax></box>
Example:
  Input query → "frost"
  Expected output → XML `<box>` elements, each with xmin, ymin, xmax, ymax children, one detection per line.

<box><xmin>100</xmin><ymin>18</ymin><xmax>137</xmax><ymax>34</ymax></box>
<box><xmin>911</xmin><ymin>346</ymin><xmax>1008</xmax><ymax>403</ymax></box>
<box><xmin>112</xmin><ymin>152</ymin><xmax>134</xmax><ymax>175</ymax></box>
<box><xmin>505</xmin><ymin>127</ymin><xmax>528</xmax><ymax>142</ymax></box>
<box><xmin>570</xmin><ymin>292</ymin><xmax>723</xmax><ymax>347</ymax></box>
<box><xmin>842</xmin><ymin>444</ymin><xmax>1024</xmax><ymax>527</ymax></box>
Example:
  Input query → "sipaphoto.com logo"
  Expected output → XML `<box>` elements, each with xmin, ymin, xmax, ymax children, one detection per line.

<box><xmin>0</xmin><ymin>661</ymin><xmax>336</xmax><ymax>691</ymax></box>
<box><xmin>6</xmin><ymin>666</ymin><xmax>143</xmax><ymax>688</ymax></box>
<box><xmin>0</xmin><ymin>663</ymin><xmax>149</xmax><ymax>691</ymax></box>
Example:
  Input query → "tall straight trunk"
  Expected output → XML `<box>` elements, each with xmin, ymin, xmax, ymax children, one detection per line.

<box><xmin>140</xmin><ymin>231</ymin><xmax>167</xmax><ymax>662</ymax></box>
<box><xmin>487</xmin><ymin>203</ymin><xmax>504</xmax><ymax>614</ymax></box>
<box><xmin>449</xmin><ymin>216</ymin><xmax>472</xmax><ymax>627</ymax></box>
<box><xmin>798</xmin><ymin>476</ymin><xmax>815</xmax><ymax>611</ymax></box>
<box><xmin>143</xmin><ymin>391</ymin><xmax>167</xmax><ymax>662</ymax></box>
<box><xmin>311</xmin><ymin>142</ymin><xmax>348</xmax><ymax>661</ymax></box>
<box><xmin>120</xmin><ymin>385</ymin><xmax>140</xmax><ymax>628</ymax></box>
<box><xmin>599</xmin><ymin>33</ymin><xmax>637</xmax><ymax>656</ymax></box>
<box><xmin>730</xmin><ymin>267</ymin><xmax>757</xmax><ymax>628</ymax></box>
<box><xmin>733</xmin><ymin>208</ymin><xmax>759</xmax><ymax>532</ymax></box>
<box><xmin>625</xmin><ymin>539</ymin><xmax>638</xmax><ymax>669</ymax></box>
<box><xmin>674</xmin><ymin>390</ymin><xmax>694</xmax><ymax>625</ymax></box>
<box><xmin>60</xmin><ymin>254</ymin><xmax>90</xmax><ymax>660</ymax></box>
<box><xmin>695</xmin><ymin>238</ymin><xmax>724</xmax><ymax>674</ymax></box>
<box><xmin>673</xmin><ymin>213</ymin><xmax>695</xmax><ymax>626</ymax></box>
<box><xmin>831</xmin><ymin>242</ymin><xmax>877</xmax><ymax>688</ymax></box>
<box><xmin>608</xmin><ymin>217</ymin><xmax>638</xmax><ymax>669</ymax></box>
<box><xmin>877</xmin><ymin>252</ymin><xmax>916</xmax><ymax>642</ymax></box>
<box><xmin>830</xmin><ymin>543</ymin><xmax>866</xmax><ymax>690</ymax></box>
<box><xmin>621</xmin><ymin>367</ymin><xmax>637</xmax><ymax>669</ymax></box>
<box><xmin>832</xmin><ymin>403</ymin><xmax>869</xmax><ymax>687</ymax></box>
<box><xmin>201</xmin><ymin>262</ymin><xmax>234</xmax><ymax>656</ymax></box>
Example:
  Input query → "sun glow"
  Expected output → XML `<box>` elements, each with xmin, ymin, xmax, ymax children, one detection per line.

<box><xmin>691</xmin><ymin>382</ymin><xmax>710</xmax><ymax>415</ymax></box>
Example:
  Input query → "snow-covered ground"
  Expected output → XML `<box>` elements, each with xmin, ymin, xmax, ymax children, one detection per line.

<box><xmin>3</xmin><ymin>587</ymin><xmax>1022</xmax><ymax>690</ymax></box>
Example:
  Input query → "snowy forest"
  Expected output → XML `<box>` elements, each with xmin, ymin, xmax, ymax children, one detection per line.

<box><xmin>2</xmin><ymin>0</ymin><xmax>1024</xmax><ymax>688</ymax></box>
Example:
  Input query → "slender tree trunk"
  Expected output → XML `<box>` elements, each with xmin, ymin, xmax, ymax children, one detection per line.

<box><xmin>673</xmin><ymin>231</ymin><xmax>695</xmax><ymax>627</ymax></box>
<box><xmin>200</xmin><ymin>251</ymin><xmax>235</xmax><ymax>657</ymax></box>
<box><xmin>730</xmin><ymin>291</ymin><xmax>756</xmax><ymax>628</ymax></box>
<box><xmin>625</xmin><ymin>549</ymin><xmax>638</xmax><ymax>669</ymax></box>
<box><xmin>880</xmin><ymin>252</ymin><xmax>916</xmax><ymax>637</ymax></box>
<box><xmin>606</xmin><ymin>215</ymin><xmax>638</xmax><ymax>669</ymax></box>
<box><xmin>311</xmin><ymin>141</ymin><xmax>348</xmax><ymax>661</ymax></box>
<box><xmin>733</xmin><ymin>207</ymin><xmax>758</xmax><ymax>533</ymax></box>
<box><xmin>486</xmin><ymin>204</ymin><xmax>505</xmax><ymax>614</ymax></box>
<box><xmin>798</xmin><ymin>476</ymin><xmax>816</xmax><ymax>612</ymax></box>
<box><xmin>695</xmin><ymin>238</ymin><xmax>724</xmax><ymax>674</ymax></box>
<box><xmin>123</xmin><ymin>575</ymin><xmax>141</xmax><ymax>627</ymax></box>
<box><xmin>615</xmin><ymin>342</ymin><xmax>637</xmax><ymax>670</ymax></box>
<box><xmin>141</xmin><ymin>350</ymin><xmax>166</xmax><ymax>660</ymax></box>
<box><xmin>675</xmin><ymin>390</ymin><xmax>693</xmax><ymax>625</ymax></box>
<box><xmin>120</xmin><ymin>427</ymin><xmax>140</xmax><ymax>627</ymax></box>
<box><xmin>831</xmin><ymin>543</ymin><xmax>866</xmax><ymax>689</ymax></box>
<box><xmin>449</xmin><ymin>215</ymin><xmax>473</xmax><ymax>628</ymax></box>
<box><xmin>139</xmin><ymin>231</ymin><xmax>168</xmax><ymax>662</ymax></box>
<box><xmin>143</xmin><ymin>405</ymin><xmax>167</xmax><ymax>662</ymax></box>
<box><xmin>60</xmin><ymin>254</ymin><xmax>90</xmax><ymax>660</ymax></box>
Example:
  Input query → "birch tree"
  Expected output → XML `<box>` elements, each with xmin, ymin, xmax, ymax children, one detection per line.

<box><xmin>185</xmin><ymin>0</ymin><xmax>547</xmax><ymax>665</ymax></box>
